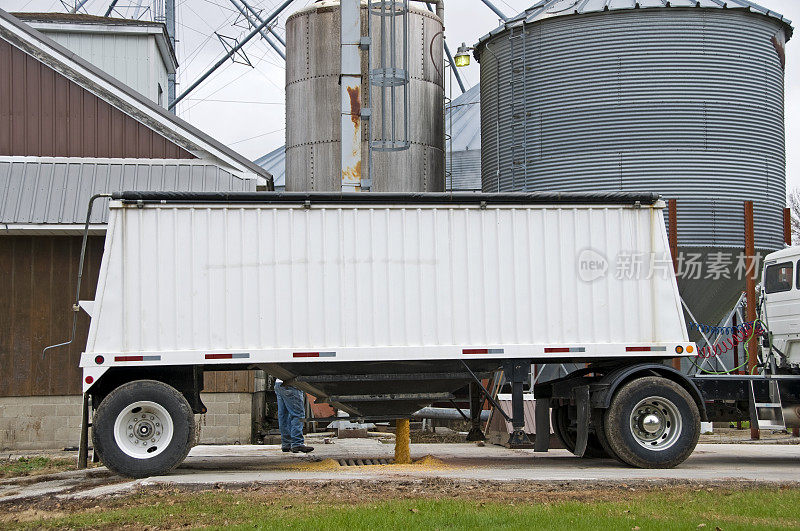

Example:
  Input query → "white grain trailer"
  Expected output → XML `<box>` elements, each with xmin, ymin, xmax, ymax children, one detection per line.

<box><xmin>75</xmin><ymin>192</ymin><xmax>703</xmax><ymax>477</ymax></box>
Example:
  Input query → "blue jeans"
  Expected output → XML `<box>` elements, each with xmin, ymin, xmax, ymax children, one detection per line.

<box><xmin>275</xmin><ymin>381</ymin><xmax>305</xmax><ymax>448</ymax></box>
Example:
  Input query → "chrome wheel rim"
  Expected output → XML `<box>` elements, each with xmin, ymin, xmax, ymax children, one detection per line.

<box><xmin>629</xmin><ymin>396</ymin><xmax>682</xmax><ymax>451</ymax></box>
<box><xmin>113</xmin><ymin>401</ymin><xmax>173</xmax><ymax>459</ymax></box>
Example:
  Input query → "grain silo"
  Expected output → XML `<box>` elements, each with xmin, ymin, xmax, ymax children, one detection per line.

<box><xmin>285</xmin><ymin>0</ymin><xmax>445</xmax><ymax>192</ymax></box>
<box><xmin>445</xmin><ymin>83</ymin><xmax>481</xmax><ymax>192</ymax></box>
<box><xmin>475</xmin><ymin>0</ymin><xmax>792</xmax><ymax>329</ymax></box>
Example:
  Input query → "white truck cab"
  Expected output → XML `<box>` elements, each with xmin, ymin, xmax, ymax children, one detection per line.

<box><xmin>762</xmin><ymin>247</ymin><xmax>800</xmax><ymax>369</ymax></box>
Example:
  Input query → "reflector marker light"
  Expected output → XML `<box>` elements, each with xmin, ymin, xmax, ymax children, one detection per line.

<box><xmin>205</xmin><ymin>353</ymin><xmax>250</xmax><ymax>360</ymax></box>
<box><xmin>114</xmin><ymin>355</ymin><xmax>161</xmax><ymax>362</ymax></box>
<box><xmin>544</xmin><ymin>347</ymin><xmax>586</xmax><ymax>353</ymax></box>
<box><xmin>293</xmin><ymin>352</ymin><xmax>336</xmax><ymax>358</ymax></box>
<box><xmin>626</xmin><ymin>346</ymin><xmax>668</xmax><ymax>352</ymax></box>
<box><xmin>462</xmin><ymin>348</ymin><xmax>505</xmax><ymax>355</ymax></box>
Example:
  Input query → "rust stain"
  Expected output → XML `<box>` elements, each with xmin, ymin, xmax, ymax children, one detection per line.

<box><xmin>347</xmin><ymin>85</ymin><xmax>361</xmax><ymax>127</ymax></box>
<box><xmin>342</xmin><ymin>160</ymin><xmax>362</xmax><ymax>182</ymax></box>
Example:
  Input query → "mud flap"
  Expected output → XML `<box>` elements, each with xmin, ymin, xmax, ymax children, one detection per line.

<box><xmin>574</xmin><ymin>385</ymin><xmax>590</xmax><ymax>457</ymax></box>
<box><xmin>534</xmin><ymin>397</ymin><xmax>550</xmax><ymax>452</ymax></box>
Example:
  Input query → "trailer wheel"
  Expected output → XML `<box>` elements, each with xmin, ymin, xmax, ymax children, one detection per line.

<box><xmin>604</xmin><ymin>377</ymin><xmax>699</xmax><ymax>468</ymax></box>
<box><xmin>551</xmin><ymin>405</ymin><xmax>610</xmax><ymax>459</ymax></box>
<box><xmin>92</xmin><ymin>380</ymin><xmax>195</xmax><ymax>478</ymax></box>
<box><xmin>591</xmin><ymin>409</ymin><xmax>621</xmax><ymax>463</ymax></box>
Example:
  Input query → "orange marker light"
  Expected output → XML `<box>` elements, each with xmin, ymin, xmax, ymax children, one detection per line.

<box><xmin>675</xmin><ymin>346</ymin><xmax>684</xmax><ymax>354</ymax></box>
<box><xmin>686</xmin><ymin>345</ymin><xmax>694</xmax><ymax>354</ymax></box>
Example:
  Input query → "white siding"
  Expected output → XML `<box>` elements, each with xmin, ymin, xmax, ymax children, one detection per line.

<box><xmin>42</xmin><ymin>31</ymin><xmax>167</xmax><ymax>105</ymax></box>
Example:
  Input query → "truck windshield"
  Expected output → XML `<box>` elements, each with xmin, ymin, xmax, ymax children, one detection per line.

<box><xmin>765</xmin><ymin>262</ymin><xmax>794</xmax><ymax>294</ymax></box>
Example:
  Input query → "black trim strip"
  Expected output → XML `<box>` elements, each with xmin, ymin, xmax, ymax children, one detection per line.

<box><xmin>111</xmin><ymin>191</ymin><xmax>662</xmax><ymax>206</ymax></box>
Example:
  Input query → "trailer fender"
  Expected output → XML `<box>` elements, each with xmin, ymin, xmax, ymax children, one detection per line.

<box><xmin>82</xmin><ymin>366</ymin><xmax>109</xmax><ymax>393</ymax></box>
<box><xmin>593</xmin><ymin>363</ymin><xmax>707</xmax><ymax>421</ymax></box>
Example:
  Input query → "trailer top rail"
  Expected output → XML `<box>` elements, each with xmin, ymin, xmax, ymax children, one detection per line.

<box><xmin>111</xmin><ymin>191</ymin><xmax>663</xmax><ymax>206</ymax></box>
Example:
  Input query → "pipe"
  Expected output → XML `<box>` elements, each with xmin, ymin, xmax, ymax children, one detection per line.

<box><xmin>425</xmin><ymin>2</ymin><xmax>465</xmax><ymax>94</ymax></box>
<box><xmin>170</xmin><ymin>0</ymin><xmax>295</xmax><ymax>109</ymax></box>
<box><xmin>413</xmin><ymin>407</ymin><xmax>490</xmax><ymax>421</ymax></box>
<box><xmin>165</xmin><ymin>0</ymin><xmax>177</xmax><ymax>111</ymax></box>
<box><xmin>479</xmin><ymin>0</ymin><xmax>508</xmax><ymax>21</ymax></box>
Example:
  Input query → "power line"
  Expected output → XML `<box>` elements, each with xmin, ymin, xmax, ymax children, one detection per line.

<box><xmin>228</xmin><ymin>126</ymin><xmax>285</xmax><ymax>145</ymax></box>
<box><xmin>185</xmin><ymin>98</ymin><xmax>285</xmax><ymax>105</ymax></box>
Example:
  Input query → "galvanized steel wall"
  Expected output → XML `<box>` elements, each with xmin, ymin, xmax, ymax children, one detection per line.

<box><xmin>285</xmin><ymin>1</ymin><xmax>444</xmax><ymax>192</ymax></box>
<box><xmin>41</xmin><ymin>31</ymin><xmax>169</xmax><ymax>106</ymax></box>
<box><xmin>477</xmin><ymin>8</ymin><xmax>788</xmax><ymax>250</ymax></box>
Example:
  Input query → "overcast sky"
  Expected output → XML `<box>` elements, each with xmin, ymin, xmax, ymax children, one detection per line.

<box><xmin>6</xmin><ymin>0</ymin><xmax>800</xmax><ymax>194</ymax></box>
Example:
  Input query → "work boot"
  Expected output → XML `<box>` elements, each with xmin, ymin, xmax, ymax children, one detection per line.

<box><xmin>281</xmin><ymin>447</ymin><xmax>291</xmax><ymax>453</ymax></box>
<box><xmin>291</xmin><ymin>445</ymin><xmax>314</xmax><ymax>453</ymax></box>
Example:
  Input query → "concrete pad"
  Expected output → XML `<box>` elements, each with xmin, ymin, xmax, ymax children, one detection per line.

<box><xmin>5</xmin><ymin>440</ymin><xmax>800</xmax><ymax>503</ymax></box>
<box><xmin>146</xmin><ymin>441</ymin><xmax>800</xmax><ymax>485</ymax></box>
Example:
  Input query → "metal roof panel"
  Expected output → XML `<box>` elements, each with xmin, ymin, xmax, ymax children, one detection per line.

<box><xmin>0</xmin><ymin>158</ymin><xmax>256</xmax><ymax>226</ymax></box>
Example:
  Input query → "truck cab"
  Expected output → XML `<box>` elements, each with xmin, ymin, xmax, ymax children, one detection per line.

<box><xmin>762</xmin><ymin>247</ymin><xmax>800</xmax><ymax>370</ymax></box>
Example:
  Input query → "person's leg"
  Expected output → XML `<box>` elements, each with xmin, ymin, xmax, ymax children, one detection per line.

<box><xmin>274</xmin><ymin>382</ymin><xmax>291</xmax><ymax>451</ymax></box>
<box><xmin>283</xmin><ymin>387</ymin><xmax>307</xmax><ymax>449</ymax></box>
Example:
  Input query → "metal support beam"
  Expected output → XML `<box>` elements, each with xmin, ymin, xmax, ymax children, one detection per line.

<box><xmin>104</xmin><ymin>0</ymin><xmax>120</xmax><ymax>17</ymax></box>
<box><xmin>504</xmin><ymin>360</ymin><xmax>534</xmax><ymax>448</ymax></box>
<box><xmin>240</xmin><ymin>0</ymin><xmax>287</xmax><ymax>47</ymax></box>
<box><xmin>460</xmin><ymin>360</ymin><xmax>512</xmax><ymax>422</ymax></box>
<box><xmin>229</xmin><ymin>0</ymin><xmax>286</xmax><ymax>60</ymax></box>
<box><xmin>668</xmin><ymin>198</ymin><xmax>682</xmax><ymax>372</ymax></box>
<box><xmin>322</xmin><ymin>392</ymin><xmax>454</xmax><ymax>403</ymax></box>
<box><xmin>479</xmin><ymin>0</ymin><xmax>509</xmax><ymax>21</ymax></box>
<box><xmin>170</xmin><ymin>0</ymin><xmax>295</xmax><ymax>109</ymax></box>
<box><xmin>70</xmin><ymin>0</ymin><xmax>91</xmax><ymax>14</ymax></box>
<box><xmin>466</xmin><ymin>381</ymin><xmax>486</xmax><ymax>441</ymax></box>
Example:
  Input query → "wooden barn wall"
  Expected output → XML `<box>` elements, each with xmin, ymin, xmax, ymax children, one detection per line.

<box><xmin>0</xmin><ymin>235</ymin><xmax>252</xmax><ymax>397</ymax></box>
<box><xmin>0</xmin><ymin>38</ymin><xmax>195</xmax><ymax>160</ymax></box>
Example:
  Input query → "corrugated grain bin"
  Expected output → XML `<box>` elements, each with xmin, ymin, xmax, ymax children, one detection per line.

<box><xmin>475</xmin><ymin>0</ymin><xmax>793</xmax><ymax>328</ymax></box>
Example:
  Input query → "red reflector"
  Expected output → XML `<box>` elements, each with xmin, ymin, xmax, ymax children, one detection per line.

<box><xmin>95</xmin><ymin>355</ymin><xmax>104</xmax><ymax>365</ymax></box>
<box><xmin>85</xmin><ymin>376</ymin><xmax>94</xmax><ymax>384</ymax></box>
<box><xmin>626</xmin><ymin>347</ymin><xmax>652</xmax><ymax>352</ymax></box>
<box><xmin>205</xmin><ymin>353</ymin><xmax>233</xmax><ymax>360</ymax></box>
<box><xmin>462</xmin><ymin>349</ymin><xmax>489</xmax><ymax>355</ymax></box>
<box><xmin>293</xmin><ymin>352</ymin><xmax>320</xmax><ymax>358</ymax></box>
<box><xmin>115</xmin><ymin>355</ymin><xmax>144</xmax><ymax>362</ymax></box>
<box><xmin>545</xmin><ymin>347</ymin><xmax>570</xmax><ymax>353</ymax></box>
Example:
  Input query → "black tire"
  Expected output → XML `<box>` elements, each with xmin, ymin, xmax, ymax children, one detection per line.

<box><xmin>592</xmin><ymin>408</ymin><xmax>622</xmax><ymax>463</ymax></box>
<box><xmin>92</xmin><ymin>380</ymin><xmax>195</xmax><ymax>478</ymax></box>
<box><xmin>551</xmin><ymin>404</ymin><xmax>610</xmax><ymax>459</ymax></box>
<box><xmin>604</xmin><ymin>376</ymin><xmax>700</xmax><ymax>469</ymax></box>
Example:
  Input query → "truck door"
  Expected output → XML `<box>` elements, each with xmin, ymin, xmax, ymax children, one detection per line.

<box><xmin>763</xmin><ymin>260</ymin><xmax>800</xmax><ymax>356</ymax></box>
